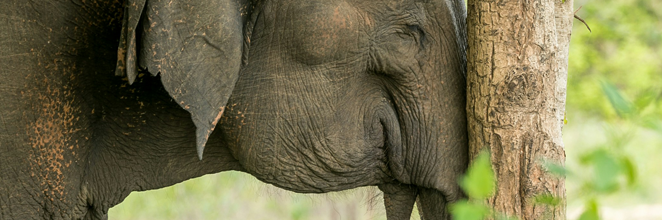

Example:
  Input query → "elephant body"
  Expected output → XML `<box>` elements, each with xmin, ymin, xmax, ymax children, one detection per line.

<box><xmin>0</xmin><ymin>0</ymin><xmax>467</xmax><ymax>219</ymax></box>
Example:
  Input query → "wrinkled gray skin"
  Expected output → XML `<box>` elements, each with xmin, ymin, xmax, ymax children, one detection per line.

<box><xmin>0</xmin><ymin>0</ymin><xmax>467</xmax><ymax>219</ymax></box>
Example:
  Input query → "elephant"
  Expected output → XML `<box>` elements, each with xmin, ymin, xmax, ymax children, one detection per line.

<box><xmin>0</xmin><ymin>0</ymin><xmax>467</xmax><ymax>219</ymax></box>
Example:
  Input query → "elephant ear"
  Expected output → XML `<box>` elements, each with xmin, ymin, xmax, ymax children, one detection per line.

<box><xmin>116</xmin><ymin>0</ymin><xmax>248</xmax><ymax>160</ymax></box>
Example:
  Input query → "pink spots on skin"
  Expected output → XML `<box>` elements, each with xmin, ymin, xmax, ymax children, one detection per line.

<box><xmin>24</xmin><ymin>56</ymin><xmax>86</xmax><ymax>205</ymax></box>
<box><xmin>27</xmin><ymin>85</ymin><xmax>82</xmax><ymax>203</ymax></box>
<box><xmin>210</xmin><ymin>107</ymin><xmax>225</xmax><ymax>131</ymax></box>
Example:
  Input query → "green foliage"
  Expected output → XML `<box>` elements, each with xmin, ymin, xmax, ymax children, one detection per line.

<box><xmin>451</xmin><ymin>151</ymin><xmax>493</xmax><ymax>220</ymax></box>
<box><xmin>566</xmin><ymin>2</ymin><xmax>662</xmax><ymax>213</ymax></box>
<box><xmin>543</xmin><ymin>161</ymin><xmax>571</xmax><ymax>177</ymax></box>
<box><xmin>580</xmin><ymin>149</ymin><xmax>623</xmax><ymax>193</ymax></box>
<box><xmin>451</xmin><ymin>151</ymin><xmax>524</xmax><ymax>220</ymax></box>
<box><xmin>450</xmin><ymin>200</ymin><xmax>491</xmax><ymax>220</ymax></box>
<box><xmin>563</xmin><ymin>82</ymin><xmax>644</xmax><ymax>219</ymax></box>
<box><xmin>460</xmin><ymin>151</ymin><xmax>495</xmax><ymax>199</ymax></box>
<box><xmin>568</xmin><ymin>0</ymin><xmax>662</xmax><ymax>121</ymax></box>
<box><xmin>534</xmin><ymin>194</ymin><xmax>562</xmax><ymax>207</ymax></box>
<box><xmin>289</xmin><ymin>203</ymin><xmax>310</xmax><ymax>220</ymax></box>
<box><xmin>600</xmin><ymin>81</ymin><xmax>634</xmax><ymax>118</ymax></box>
<box><xmin>451</xmin><ymin>151</ymin><xmax>495</xmax><ymax>220</ymax></box>
<box><xmin>578</xmin><ymin>199</ymin><xmax>600</xmax><ymax>220</ymax></box>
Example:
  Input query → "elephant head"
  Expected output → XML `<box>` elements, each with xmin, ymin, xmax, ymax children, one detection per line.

<box><xmin>0</xmin><ymin>0</ymin><xmax>466</xmax><ymax>218</ymax></box>
<box><xmin>117</xmin><ymin>0</ymin><xmax>467</xmax><ymax>218</ymax></box>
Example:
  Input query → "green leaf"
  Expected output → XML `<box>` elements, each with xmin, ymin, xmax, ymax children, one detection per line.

<box><xmin>637</xmin><ymin>115</ymin><xmax>662</xmax><ymax>132</ymax></box>
<box><xmin>563</xmin><ymin>112</ymin><xmax>568</xmax><ymax>125</ymax></box>
<box><xmin>578</xmin><ymin>199</ymin><xmax>600</xmax><ymax>220</ymax></box>
<box><xmin>632</xmin><ymin>89</ymin><xmax>656</xmax><ymax>111</ymax></box>
<box><xmin>450</xmin><ymin>200</ymin><xmax>490</xmax><ymax>220</ymax></box>
<box><xmin>620</xmin><ymin>157</ymin><xmax>637</xmax><ymax>186</ymax></box>
<box><xmin>534</xmin><ymin>193</ymin><xmax>561</xmax><ymax>206</ymax></box>
<box><xmin>590</xmin><ymin>149</ymin><xmax>622</xmax><ymax>193</ymax></box>
<box><xmin>543</xmin><ymin>162</ymin><xmax>570</xmax><ymax>177</ymax></box>
<box><xmin>461</xmin><ymin>151</ymin><xmax>495</xmax><ymax>199</ymax></box>
<box><xmin>601</xmin><ymin>81</ymin><xmax>634</xmax><ymax>118</ymax></box>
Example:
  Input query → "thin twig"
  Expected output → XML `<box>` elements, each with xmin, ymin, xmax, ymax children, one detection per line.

<box><xmin>574</xmin><ymin>6</ymin><xmax>591</xmax><ymax>33</ymax></box>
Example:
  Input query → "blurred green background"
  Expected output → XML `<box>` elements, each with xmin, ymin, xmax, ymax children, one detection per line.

<box><xmin>109</xmin><ymin>0</ymin><xmax>662</xmax><ymax>219</ymax></box>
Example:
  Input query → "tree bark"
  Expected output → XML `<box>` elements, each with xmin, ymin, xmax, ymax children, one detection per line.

<box><xmin>466</xmin><ymin>0</ymin><xmax>573</xmax><ymax>219</ymax></box>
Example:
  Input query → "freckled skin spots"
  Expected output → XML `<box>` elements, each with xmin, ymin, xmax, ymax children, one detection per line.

<box><xmin>27</xmin><ymin>84</ymin><xmax>82</xmax><ymax>202</ymax></box>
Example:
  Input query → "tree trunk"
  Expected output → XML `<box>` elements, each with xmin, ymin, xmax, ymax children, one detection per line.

<box><xmin>466</xmin><ymin>0</ymin><xmax>573</xmax><ymax>219</ymax></box>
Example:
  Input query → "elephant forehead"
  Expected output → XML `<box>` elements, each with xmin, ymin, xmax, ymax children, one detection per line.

<box><xmin>281</xmin><ymin>1</ymin><xmax>368</xmax><ymax>65</ymax></box>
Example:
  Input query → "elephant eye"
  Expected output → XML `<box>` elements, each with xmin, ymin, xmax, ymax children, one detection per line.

<box><xmin>406</xmin><ymin>24</ymin><xmax>426</xmax><ymax>48</ymax></box>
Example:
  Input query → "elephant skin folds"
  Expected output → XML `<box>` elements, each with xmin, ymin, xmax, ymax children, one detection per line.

<box><xmin>0</xmin><ymin>0</ymin><xmax>467</xmax><ymax>219</ymax></box>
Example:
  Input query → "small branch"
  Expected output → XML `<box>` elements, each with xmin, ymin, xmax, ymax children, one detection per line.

<box><xmin>574</xmin><ymin>6</ymin><xmax>591</xmax><ymax>33</ymax></box>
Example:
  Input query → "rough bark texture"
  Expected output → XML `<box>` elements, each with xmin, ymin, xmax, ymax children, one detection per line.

<box><xmin>466</xmin><ymin>0</ymin><xmax>573</xmax><ymax>219</ymax></box>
